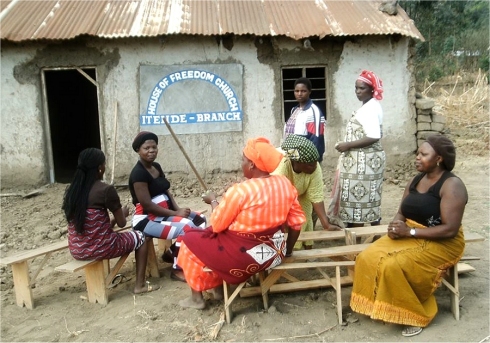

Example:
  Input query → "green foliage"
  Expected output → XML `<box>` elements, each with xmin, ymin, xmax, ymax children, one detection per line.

<box><xmin>399</xmin><ymin>0</ymin><xmax>490</xmax><ymax>82</ymax></box>
<box><xmin>479</xmin><ymin>55</ymin><xmax>489</xmax><ymax>72</ymax></box>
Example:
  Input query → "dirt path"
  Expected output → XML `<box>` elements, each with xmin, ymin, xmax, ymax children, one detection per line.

<box><xmin>1</xmin><ymin>130</ymin><xmax>489</xmax><ymax>342</ymax></box>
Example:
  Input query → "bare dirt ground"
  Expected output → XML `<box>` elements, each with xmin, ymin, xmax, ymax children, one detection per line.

<box><xmin>1</xmin><ymin>79</ymin><xmax>489</xmax><ymax>342</ymax></box>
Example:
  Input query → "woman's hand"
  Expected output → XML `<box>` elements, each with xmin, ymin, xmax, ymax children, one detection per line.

<box><xmin>202</xmin><ymin>191</ymin><xmax>217</xmax><ymax>205</ymax></box>
<box><xmin>174</xmin><ymin>208</ymin><xmax>191</xmax><ymax>218</ymax></box>
<box><xmin>335</xmin><ymin>142</ymin><xmax>350</xmax><ymax>153</ymax></box>
<box><xmin>387</xmin><ymin>220</ymin><xmax>409</xmax><ymax>239</ymax></box>
<box><xmin>122</xmin><ymin>205</ymin><xmax>130</xmax><ymax>218</ymax></box>
<box><xmin>324</xmin><ymin>224</ymin><xmax>342</xmax><ymax>231</ymax></box>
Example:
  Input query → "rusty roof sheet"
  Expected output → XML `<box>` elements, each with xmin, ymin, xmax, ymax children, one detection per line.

<box><xmin>0</xmin><ymin>0</ymin><xmax>424</xmax><ymax>42</ymax></box>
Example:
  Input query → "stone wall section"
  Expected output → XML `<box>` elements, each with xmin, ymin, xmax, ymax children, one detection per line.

<box><xmin>415</xmin><ymin>94</ymin><xmax>446</xmax><ymax>147</ymax></box>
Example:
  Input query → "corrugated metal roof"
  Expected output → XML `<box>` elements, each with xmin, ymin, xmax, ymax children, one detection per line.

<box><xmin>0</xmin><ymin>0</ymin><xmax>424</xmax><ymax>42</ymax></box>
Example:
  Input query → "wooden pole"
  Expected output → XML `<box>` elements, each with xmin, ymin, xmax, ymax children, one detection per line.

<box><xmin>110</xmin><ymin>101</ymin><xmax>118</xmax><ymax>184</ymax></box>
<box><xmin>162</xmin><ymin>117</ymin><xmax>208</xmax><ymax>191</ymax></box>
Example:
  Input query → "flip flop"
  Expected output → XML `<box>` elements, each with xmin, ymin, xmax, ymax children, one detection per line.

<box><xmin>108</xmin><ymin>274</ymin><xmax>132</xmax><ymax>289</ymax></box>
<box><xmin>401</xmin><ymin>326</ymin><xmax>422</xmax><ymax>337</ymax></box>
<box><xmin>134</xmin><ymin>281</ymin><xmax>160</xmax><ymax>295</ymax></box>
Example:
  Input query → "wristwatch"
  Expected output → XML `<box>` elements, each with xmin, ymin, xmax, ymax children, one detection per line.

<box><xmin>410</xmin><ymin>228</ymin><xmax>416</xmax><ymax>237</ymax></box>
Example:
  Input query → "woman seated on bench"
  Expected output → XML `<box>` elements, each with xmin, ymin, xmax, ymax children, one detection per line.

<box><xmin>177</xmin><ymin>137</ymin><xmax>306</xmax><ymax>309</ymax></box>
<box><xmin>273</xmin><ymin>134</ymin><xmax>342</xmax><ymax>251</ymax></box>
<box><xmin>350</xmin><ymin>135</ymin><xmax>468</xmax><ymax>337</ymax></box>
<box><xmin>62</xmin><ymin>148</ymin><xmax>159</xmax><ymax>294</ymax></box>
<box><xmin>129</xmin><ymin>131</ymin><xmax>206</xmax><ymax>283</ymax></box>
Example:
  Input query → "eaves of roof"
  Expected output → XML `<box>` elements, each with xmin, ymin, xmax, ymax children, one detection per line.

<box><xmin>0</xmin><ymin>0</ymin><xmax>424</xmax><ymax>43</ymax></box>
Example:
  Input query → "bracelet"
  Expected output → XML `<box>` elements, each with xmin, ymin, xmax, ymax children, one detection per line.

<box><xmin>211</xmin><ymin>199</ymin><xmax>219</xmax><ymax>205</ymax></box>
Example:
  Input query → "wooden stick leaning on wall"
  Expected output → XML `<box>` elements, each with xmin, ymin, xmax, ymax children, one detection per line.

<box><xmin>162</xmin><ymin>117</ymin><xmax>208</xmax><ymax>191</ymax></box>
<box><xmin>111</xmin><ymin>100</ymin><xmax>118</xmax><ymax>185</ymax></box>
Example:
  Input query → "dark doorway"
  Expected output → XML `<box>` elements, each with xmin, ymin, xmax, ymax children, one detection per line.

<box><xmin>43</xmin><ymin>68</ymin><xmax>100</xmax><ymax>183</ymax></box>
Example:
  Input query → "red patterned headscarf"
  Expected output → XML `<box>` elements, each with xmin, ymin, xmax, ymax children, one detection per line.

<box><xmin>357</xmin><ymin>70</ymin><xmax>383</xmax><ymax>100</ymax></box>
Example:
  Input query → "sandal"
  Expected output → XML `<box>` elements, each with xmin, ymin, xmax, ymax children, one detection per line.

<box><xmin>108</xmin><ymin>273</ymin><xmax>132</xmax><ymax>289</ymax></box>
<box><xmin>401</xmin><ymin>326</ymin><xmax>422</xmax><ymax>337</ymax></box>
<box><xmin>134</xmin><ymin>281</ymin><xmax>160</xmax><ymax>295</ymax></box>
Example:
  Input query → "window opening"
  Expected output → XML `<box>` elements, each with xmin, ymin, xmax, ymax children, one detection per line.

<box><xmin>282</xmin><ymin>67</ymin><xmax>327</xmax><ymax>123</ymax></box>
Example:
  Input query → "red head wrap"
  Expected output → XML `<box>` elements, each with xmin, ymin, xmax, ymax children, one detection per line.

<box><xmin>357</xmin><ymin>70</ymin><xmax>383</xmax><ymax>100</ymax></box>
<box><xmin>243</xmin><ymin>137</ymin><xmax>283</xmax><ymax>173</ymax></box>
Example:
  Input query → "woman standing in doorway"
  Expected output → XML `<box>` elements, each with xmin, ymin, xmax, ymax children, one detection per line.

<box><xmin>331</xmin><ymin>70</ymin><xmax>385</xmax><ymax>228</ymax></box>
<box><xmin>284</xmin><ymin>77</ymin><xmax>326</xmax><ymax>162</ymax></box>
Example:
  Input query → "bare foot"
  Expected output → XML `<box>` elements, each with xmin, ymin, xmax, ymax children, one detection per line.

<box><xmin>179</xmin><ymin>297</ymin><xmax>205</xmax><ymax>309</ymax></box>
<box><xmin>134</xmin><ymin>281</ymin><xmax>160</xmax><ymax>294</ymax></box>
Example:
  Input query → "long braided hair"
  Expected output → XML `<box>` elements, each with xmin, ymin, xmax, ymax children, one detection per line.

<box><xmin>62</xmin><ymin>148</ymin><xmax>105</xmax><ymax>234</ymax></box>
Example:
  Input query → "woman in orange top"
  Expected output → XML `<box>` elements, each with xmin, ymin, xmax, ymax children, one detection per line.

<box><xmin>177</xmin><ymin>137</ymin><xmax>306</xmax><ymax>309</ymax></box>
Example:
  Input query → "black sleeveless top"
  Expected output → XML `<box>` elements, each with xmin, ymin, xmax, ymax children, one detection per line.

<box><xmin>128</xmin><ymin>160</ymin><xmax>171</xmax><ymax>206</ymax></box>
<box><xmin>400</xmin><ymin>170</ymin><xmax>457</xmax><ymax>227</ymax></box>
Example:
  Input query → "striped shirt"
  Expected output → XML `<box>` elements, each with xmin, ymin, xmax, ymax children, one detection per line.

<box><xmin>210</xmin><ymin>175</ymin><xmax>305</xmax><ymax>233</ymax></box>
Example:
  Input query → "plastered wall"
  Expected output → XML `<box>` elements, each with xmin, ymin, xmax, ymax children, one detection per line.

<box><xmin>0</xmin><ymin>35</ymin><xmax>416</xmax><ymax>189</ymax></box>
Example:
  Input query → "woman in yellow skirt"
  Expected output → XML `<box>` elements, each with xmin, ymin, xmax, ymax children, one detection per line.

<box><xmin>350</xmin><ymin>135</ymin><xmax>468</xmax><ymax>337</ymax></box>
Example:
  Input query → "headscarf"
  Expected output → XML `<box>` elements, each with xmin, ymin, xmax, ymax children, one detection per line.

<box><xmin>281</xmin><ymin>134</ymin><xmax>319</xmax><ymax>163</ymax></box>
<box><xmin>425</xmin><ymin>134</ymin><xmax>456</xmax><ymax>171</ymax></box>
<box><xmin>357</xmin><ymin>70</ymin><xmax>383</xmax><ymax>100</ymax></box>
<box><xmin>132</xmin><ymin>131</ymin><xmax>158</xmax><ymax>152</ymax></box>
<box><xmin>243</xmin><ymin>137</ymin><xmax>283</xmax><ymax>173</ymax></box>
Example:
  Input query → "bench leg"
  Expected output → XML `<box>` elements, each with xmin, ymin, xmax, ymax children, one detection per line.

<box><xmin>11</xmin><ymin>261</ymin><xmax>34</xmax><ymax>309</ymax></box>
<box><xmin>442</xmin><ymin>265</ymin><xmax>460</xmax><ymax>320</ymax></box>
<box><xmin>260</xmin><ymin>270</ymin><xmax>285</xmax><ymax>310</ymax></box>
<box><xmin>146</xmin><ymin>238</ymin><xmax>160</xmax><ymax>278</ymax></box>
<box><xmin>223</xmin><ymin>280</ymin><xmax>248</xmax><ymax>324</ymax></box>
<box><xmin>335</xmin><ymin>266</ymin><xmax>343</xmax><ymax>325</ymax></box>
<box><xmin>223</xmin><ymin>281</ymin><xmax>233</xmax><ymax>324</ymax></box>
<box><xmin>84</xmin><ymin>261</ymin><xmax>108</xmax><ymax>305</ymax></box>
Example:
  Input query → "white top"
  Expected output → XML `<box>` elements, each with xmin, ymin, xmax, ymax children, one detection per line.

<box><xmin>354</xmin><ymin>98</ymin><xmax>383</xmax><ymax>139</ymax></box>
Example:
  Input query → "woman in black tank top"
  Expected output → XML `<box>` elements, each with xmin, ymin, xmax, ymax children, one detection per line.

<box><xmin>350</xmin><ymin>135</ymin><xmax>468</xmax><ymax>337</ymax></box>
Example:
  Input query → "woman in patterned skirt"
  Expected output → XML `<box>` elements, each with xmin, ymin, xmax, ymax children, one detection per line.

<box><xmin>62</xmin><ymin>148</ymin><xmax>159</xmax><ymax>294</ymax></box>
<box><xmin>330</xmin><ymin>70</ymin><xmax>385</xmax><ymax>228</ymax></box>
<box><xmin>177</xmin><ymin>137</ymin><xmax>306</xmax><ymax>309</ymax></box>
<box><xmin>129</xmin><ymin>131</ymin><xmax>206</xmax><ymax>282</ymax></box>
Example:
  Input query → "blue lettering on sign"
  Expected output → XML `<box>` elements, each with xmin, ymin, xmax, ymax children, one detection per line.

<box><xmin>142</xmin><ymin>70</ymin><xmax>241</xmax><ymax>125</ymax></box>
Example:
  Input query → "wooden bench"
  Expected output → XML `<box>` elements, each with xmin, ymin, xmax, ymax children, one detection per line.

<box><xmin>213</xmin><ymin>228</ymin><xmax>386</xmax><ymax>324</ymax></box>
<box><xmin>296</xmin><ymin>224</ymin><xmax>389</xmax><ymax>244</ymax></box>
<box><xmin>239</xmin><ymin>228</ymin><xmax>485</xmax><ymax>324</ymax></box>
<box><xmin>338</xmin><ymin>228</ymin><xmax>486</xmax><ymax>321</ymax></box>
<box><xmin>54</xmin><ymin>238</ymin><xmax>161</xmax><ymax>305</ymax></box>
<box><xmin>0</xmin><ymin>240</ymin><xmax>72</xmax><ymax>309</ymax></box>
<box><xmin>0</xmin><ymin>226</ymin><xmax>161</xmax><ymax>308</ymax></box>
<box><xmin>441</xmin><ymin>231</ymin><xmax>485</xmax><ymax>320</ymax></box>
<box><xmin>240</xmin><ymin>242</ymin><xmax>371</xmax><ymax>324</ymax></box>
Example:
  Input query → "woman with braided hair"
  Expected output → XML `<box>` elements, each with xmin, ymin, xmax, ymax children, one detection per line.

<box><xmin>62</xmin><ymin>148</ymin><xmax>159</xmax><ymax>294</ymax></box>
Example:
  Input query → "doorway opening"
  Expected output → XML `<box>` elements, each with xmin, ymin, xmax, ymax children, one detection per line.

<box><xmin>42</xmin><ymin>68</ymin><xmax>100</xmax><ymax>183</ymax></box>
